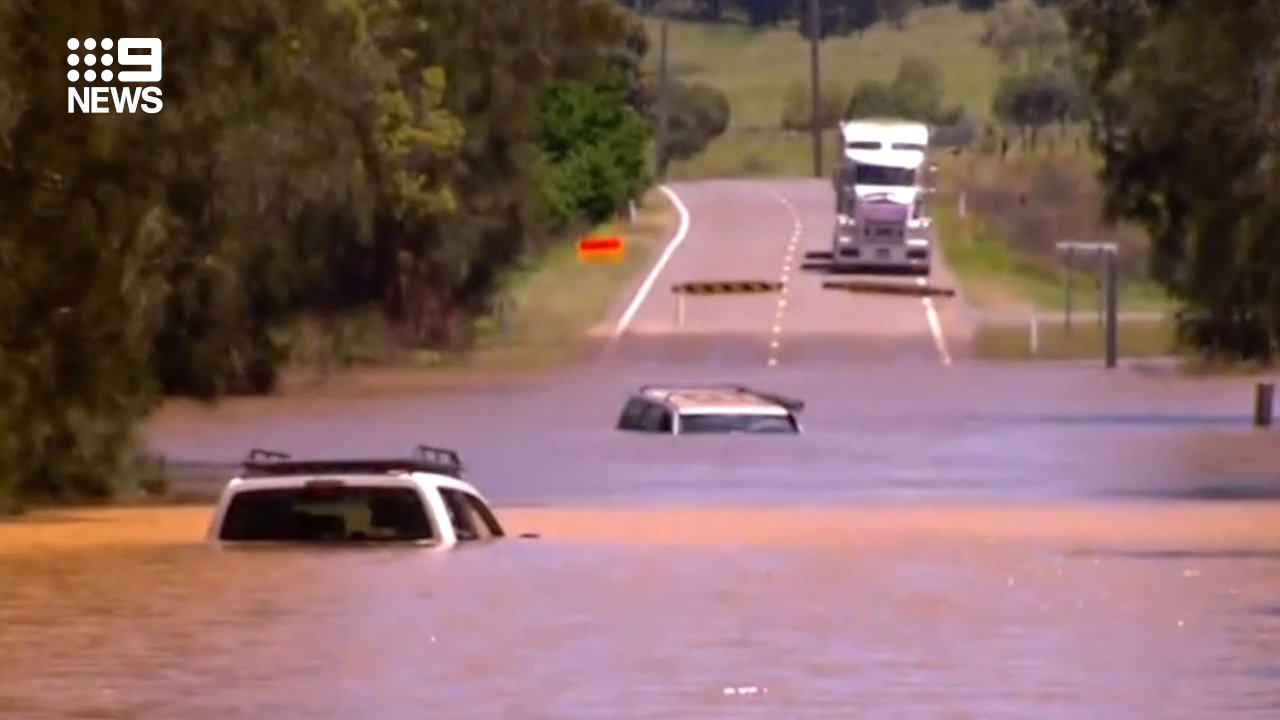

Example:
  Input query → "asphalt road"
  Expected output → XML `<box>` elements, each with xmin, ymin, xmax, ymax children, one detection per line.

<box><xmin>608</xmin><ymin>179</ymin><xmax>970</xmax><ymax>365</ymax></box>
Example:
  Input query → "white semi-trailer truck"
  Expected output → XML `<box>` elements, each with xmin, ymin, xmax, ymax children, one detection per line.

<box><xmin>830</xmin><ymin>120</ymin><xmax>933</xmax><ymax>275</ymax></box>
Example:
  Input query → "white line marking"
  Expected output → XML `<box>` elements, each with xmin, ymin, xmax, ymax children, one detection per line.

<box><xmin>612</xmin><ymin>185</ymin><xmax>690</xmax><ymax>338</ymax></box>
<box><xmin>917</xmin><ymin>276</ymin><xmax>952</xmax><ymax>365</ymax></box>
<box><xmin>768</xmin><ymin>192</ymin><xmax>807</xmax><ymax>368</ymax></box>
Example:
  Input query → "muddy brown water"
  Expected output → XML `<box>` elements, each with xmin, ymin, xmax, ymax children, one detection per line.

<box><xmin>4</xmin><ymin>343</ymin><xmax>1280</xmax><ymax>719</ymax></box>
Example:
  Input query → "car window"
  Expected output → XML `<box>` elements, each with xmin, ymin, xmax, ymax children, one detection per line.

<box><xmin>218</xmin><ymin>484</ymin><xmax>434</xmax><ymax>542</ymax></box>
<box><xmin>854</xmin><ymin>164</ymin><xmax>916</xmax><ymax>186</ymax></box>
<box><xmin>439</xmin><ymin>488</ymin><xmax>479</xmax><ymax>540</ymax></box>
<box><xmin>617</xmin><ymin>398</ymin><xmax>649</xmax><ymax>430</ymax></box>
<box><xmin>440</xmin><ymin>488</ymin><xmax>505</xmax><ymax>542</ymax></box>
<box><xmin>678</xmin><ymin>413</ymin><xmax>798</xmax><ymax>434</ymax></box>
<box><xmin>461</xmin><ymin>492</ymin><xmax>505</xmax><ymax>539</ymax></box>
<box><xmin>639</xmin><ymin>403</ymin><xmax>672</xmax><ymax>433</ymax></box>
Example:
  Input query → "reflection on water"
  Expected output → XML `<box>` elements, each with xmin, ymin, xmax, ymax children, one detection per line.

<box><xmin>3</xmin><ymin>526</ymin><xmax>1280</xmax><ymax>719</ymax></box>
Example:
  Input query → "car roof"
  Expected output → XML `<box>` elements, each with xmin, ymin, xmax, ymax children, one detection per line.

<box><xmin>841</xmin><ymin>148</ymin><xmax>926</xmax><ymax>169</ymax></box>
<box><xmin>224</xmin><ymin>471</ymin><xmax>480</xmax><ymax>493</ymax></box>
<box><xmin>240</xmin><ymin>445</ymin><xmax>463</xmax><ymax>477</ymax></box>
<box><xmin>840</xmin><ymin>119</ymin><xmax>930</xmax><ymax>139</ymax></box>
<box><xmin>222</xmin><ymin>444</ymin><xmax>489</xmax><ymax>497</ymax></box>
<box><xmin>637</xmin><ymin>384</ymin><xmax>803</xmax><ymax>415</ymax></box>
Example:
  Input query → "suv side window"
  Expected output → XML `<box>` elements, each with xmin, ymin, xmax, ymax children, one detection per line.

<box><xmin>439</xmin><ymin>488</ymin><xmax>479</xmax><ymax>541</ymax></box>
<box><xmin>617</xmin><ymin>398</ymin><xmax>649</xmax><ymax>430</ymax></box>
<box><xmin>440</xmin><ymin>488</ymin><xmax>504</xmax><ymax>542</ymax></box>
<box><xmin>461</xmin><ymin>492</ymin><xmax>505</xmax><ymax>539</ymax></box>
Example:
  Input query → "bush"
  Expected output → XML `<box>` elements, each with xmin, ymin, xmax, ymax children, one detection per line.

<box><xmin>783</xmin><ymin>56</ymin><xmax>964</xmax><ymax>129</ymax></box>
<box><xmin>539</xmin><ymin>75</ymin><xmax>651</xmax><ymax>226</ymax></box>
<box><xmin>660</xmin><ymin>79</ymin><xmax>731</xmax><ymax>161</ymax></box>
<box><xmin>846</xmin><ymin>56</ymin><xmax>965</xmax><ymax>123</ymax></box>
<box><xmin>991</xmin><ymin>72</ymin><xmax>1084</xmax><ymax>129</ymax></box>
<box><xmin>779</xmin><ymin>80</ymin><xmax>848</xmax><ymax>131</ymax></box>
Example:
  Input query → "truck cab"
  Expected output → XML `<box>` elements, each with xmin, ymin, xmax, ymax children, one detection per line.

<box><xmin>831</xmin><ymin>120</ymin><xmax>933</xmax><ymax>275</ymax></box>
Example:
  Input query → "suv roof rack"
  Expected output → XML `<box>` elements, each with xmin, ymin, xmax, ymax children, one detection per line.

<box><xmin>638</xmin><ymin>384</ymin><xmax>805</xmax><ymax>412</ymax></box>
<box><xmin>241</xmin><ymin>444</ymin><xmax>464</xmax><ymax>479</ymax></box>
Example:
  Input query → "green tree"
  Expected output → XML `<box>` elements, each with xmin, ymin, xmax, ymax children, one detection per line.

<box><xmin>656</xmin><ymin>79</ymin><xmax>731</xmax><ymax>162</ymax></box>
<box><xmin>0</xmin><ymin>0</ymin><xmax>653</xmax><ymax>513</ymax></box>
<box><xmin>982</xmin><ymin>0</ymin><xmax>1072</xmax><ymax>76</ymax></box>
<box><xmin>539</xmin><ymin>74</ymin><xmax>651</xmax><ymax>226</ymax></box>
<box><xmin>840</xmin><ymin>57</ymin><xmax>962</xmax><ymax>123</ymax></box>
<box><xmin>1066</xmin><ymin>0</ymin><xmax>1280</xmax><ymax>362</ymax></box>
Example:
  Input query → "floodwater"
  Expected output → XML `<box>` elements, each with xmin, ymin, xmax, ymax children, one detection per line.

<box><xmin>4</xmin><ymin>341</ymin><xmax>1280</xmax><ymax>719</ymax></box>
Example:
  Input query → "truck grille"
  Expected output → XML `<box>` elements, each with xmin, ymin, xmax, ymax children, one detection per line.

<box><xmin>865</xmin><ymin>224</ymin><xmax>904</xmax><ymax>242</ymax></box>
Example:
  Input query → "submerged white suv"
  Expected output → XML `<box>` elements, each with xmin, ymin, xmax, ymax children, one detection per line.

<box><xmin>206</xmin><ymin>445</ymin><xmax>508</xmax><ymax>546</ymax></box>
<box><xmin>616</xmin><ymin>384</ymin><xmax>804</xmax><ymax>435</ymax></box>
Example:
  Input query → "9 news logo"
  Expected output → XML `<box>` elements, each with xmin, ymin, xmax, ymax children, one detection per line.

<box><xmin>66</xmin><ymin>38</ymin><xmax>163</xmax><ymax>114</ymax></box>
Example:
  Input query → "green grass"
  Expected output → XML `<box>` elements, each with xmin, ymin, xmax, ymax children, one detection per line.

<box><xmin>930</xmin><ymin>185</ymin><xmax>1172</xmax><ymax>315</ymax></box>
<box><xmin>667</xmin><ymin>128</ymin><xmax>822</xmax><ymax>180</ymax></box>
<box><xmin>972</xmin><ymin>317</ymin><xmax>1177</xmax><ymax>361</ymax></box>
<box><xmin>650</xmin><ymin>6</ymin><xmax>1178</xmax><ymax>344</ymax></box>
<box><xmin>644</xmin><ymin>5</ymin><xmax>1000</xmax><ymax>129</ymax></box>
<box><xmin>465</xmin><ymin>190</ymin><xmax>677</xmax><ymax>368</ymax></box>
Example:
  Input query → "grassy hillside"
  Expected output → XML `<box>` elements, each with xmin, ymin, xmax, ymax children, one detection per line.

<box><xmin>643</xmin><ymin>4</ymin><xmax>1000</xmax><ymax>129</ymax></box>
<box><xmin>642</xmin><ymin>2</ymin><xmax>1177</xmax><ymax>346</ymax></box>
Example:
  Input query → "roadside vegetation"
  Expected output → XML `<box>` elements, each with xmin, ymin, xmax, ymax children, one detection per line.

<box><xmin>2</xmin><ymin>0</ymin><xmax>1276</xmax><ymax>511</ymax></box>
<box><xmin>632</xmin><ymin>0</ymin><xmax>1280</xmax><ymax>366</ymax></box>
<box><xmin>971</xmin><ymin>318</ymin><xmax>1177</xmax><ymax>362</ymax></box>
<box><xmin>0</xmin><ymin>0</ymin><xmax>735</xmax><ymax>513</ymax></box>
<box><xmin>639</xmin><ymin>1</ymin><xmax>1166</xmax><ymax>324</ymax></box>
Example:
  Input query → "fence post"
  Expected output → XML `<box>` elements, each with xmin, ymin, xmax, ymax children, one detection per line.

<box><xmin>1029</xmin><ymin>308</ymin><xmax>1039</xmax><ymax>357</ymax></box>
<box><xmin>1063</xmin><ymin>246</ymin><xmax>1074</xmax><ymax>335</ymax></box>
<box><xmin>1254</xmin><ymin>382</ymin><xmax>1275</xmax><ymax>428</ymax></box>
<box><xmin>495</xmin><ymin>296</ymin><xmax>513</xmax><ymax>340</ymax></box>
<box><xmin>1103</xmin><ymin>249</ymin><xmax>1118</xmax><ymax>369</ymax></box>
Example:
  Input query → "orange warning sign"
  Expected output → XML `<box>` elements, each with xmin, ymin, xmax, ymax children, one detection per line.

<box><xmin>577</xmin><ymin>236</ymin><xmax>624</xmax><ymax>262</ymax></box>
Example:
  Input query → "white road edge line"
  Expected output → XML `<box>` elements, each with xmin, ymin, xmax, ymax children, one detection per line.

<box><xmin>611</xmin><ymin>185</ymin><xmax>690</xmax><ymax>338</ymax></box>
<box><xmin>916</xmin><ymin>277</ymin><xmax>952</xmax><ymax>365</ymax></box>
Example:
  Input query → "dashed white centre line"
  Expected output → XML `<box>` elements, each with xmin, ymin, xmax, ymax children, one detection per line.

<box><xmin>916</xmin><ymin>276</ymin><xmax>952</xmax><ymax>365</ymax></box>
<box><xmin>769</xmin><ymin>189</ymin><xmax>804</xmax><ymax>367</ymax></box>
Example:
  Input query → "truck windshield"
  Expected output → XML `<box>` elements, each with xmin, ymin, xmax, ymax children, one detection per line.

<box><xmin>854</xmin><ymin>164</ymin><xmax>916</xmax><ymax>186</ymax></box>
<box><xmin>680</xmin><ymin>414</ymin><xmax>799</xmax><ymax>434</ymax></box>
<box><xmin>218</xmin><ymin>485</ymin><xmax>434</xmax><ymax>542</ymax></box>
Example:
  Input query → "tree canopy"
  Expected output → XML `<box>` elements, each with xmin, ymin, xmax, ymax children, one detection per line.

<box><xmin>0</xmin><ymin>0</ymin><xmax>655</xmax><ymax>511</ymax></box>
<box><xmin>1066</xmin><ymin>0</ymin><xmax>1280</xmax><ymax>362</ymax></box>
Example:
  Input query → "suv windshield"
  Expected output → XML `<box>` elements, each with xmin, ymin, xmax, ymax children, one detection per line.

<box><xmin>854</xmin><ymin>164</ymin><xmax>916</xmax><ymax>186</ymax></box>
<box><xmin>679</xmin><ymin>414</ymin><xmax>799</xmax><ymax>434</ymax></box>
<box><xmin>218</xmin><ymin>485</ymin><xmax>434</xmax><ymax>542</ymax></box>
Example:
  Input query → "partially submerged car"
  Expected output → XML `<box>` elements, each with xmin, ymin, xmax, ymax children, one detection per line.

<box><xmin>616</xmin><ymin>384</ymin><xmax>804</xmax><ymax>435</ymax></box>
<box><xmin>206</xmin><ymin>445</ymin><xmax>508</xmax><ymax>546</ymax></box>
